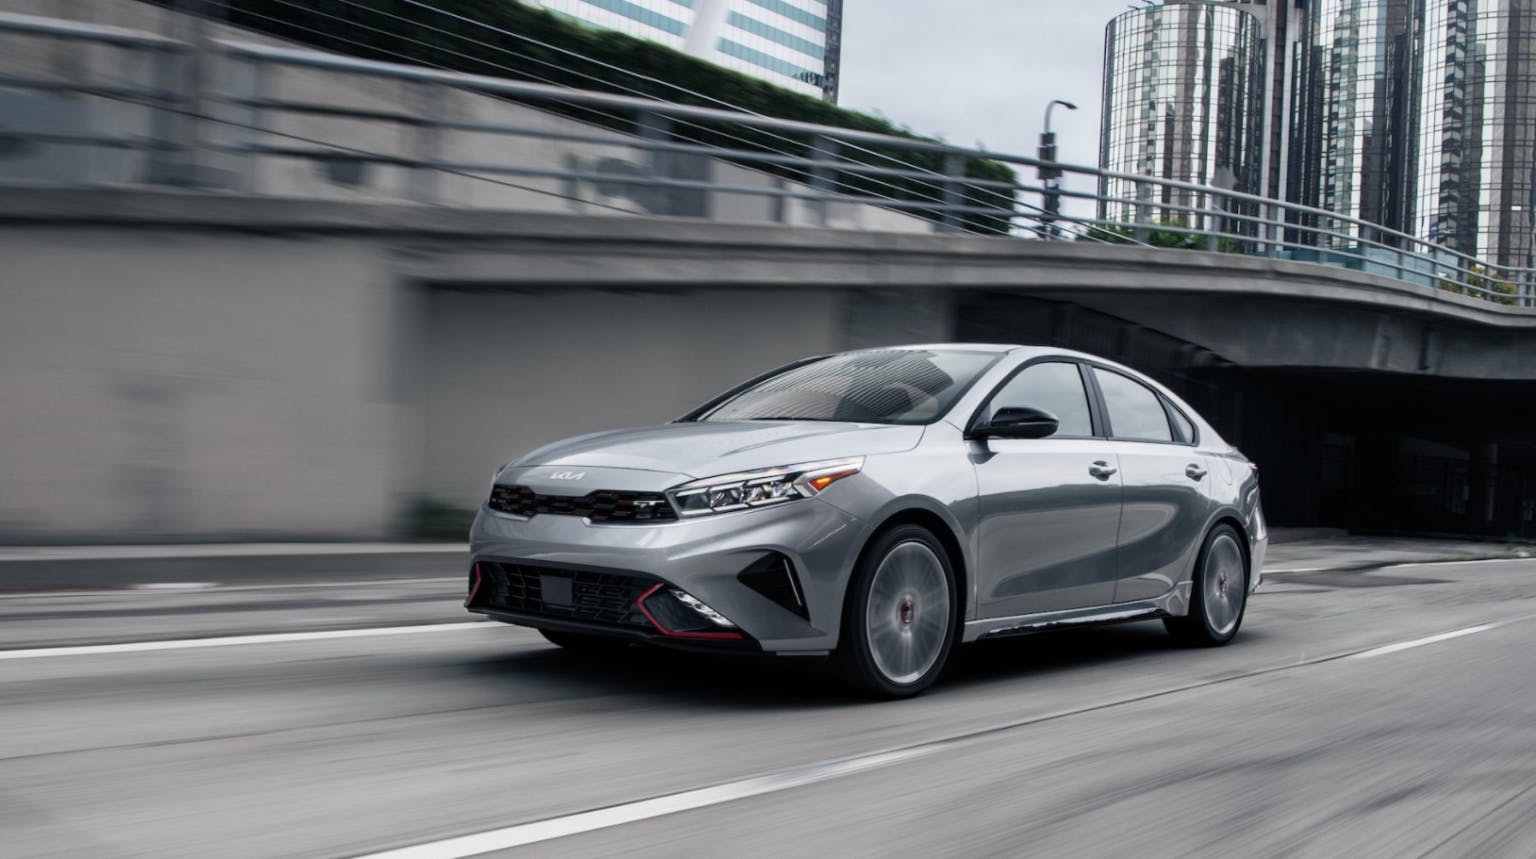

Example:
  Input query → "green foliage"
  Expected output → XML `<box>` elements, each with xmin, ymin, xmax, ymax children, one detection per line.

<box><xmin>210</xmin><ymin>0</ymin><xmax>1015</xmax><ymax>232</ymax></box>
<box><xmin>1438</xmin><ymin>264</ymin><xmax>1519</xmax><ymax>305</ymax></box>
<box><xmin>1079</xmin><ymin>219</ymin><xmax>1238</xmax><ymax>252</ymax></box>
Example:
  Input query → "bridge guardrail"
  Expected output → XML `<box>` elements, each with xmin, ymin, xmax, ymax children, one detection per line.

<box><xmin>0</xmin><ymin>10</ymin><xmax>1531</xmax><ymax>307</ymax></box>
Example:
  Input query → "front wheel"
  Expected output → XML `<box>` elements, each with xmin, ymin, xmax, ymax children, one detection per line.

<box><xmin>1165</xmin><ymin>523</ymin><xmax>1248</xmax><ymax>646</ymax></box>
<box><xmin>835</xmin><ymin>525</ymin><xmax>958</xmax><ymax>698</ymax></box>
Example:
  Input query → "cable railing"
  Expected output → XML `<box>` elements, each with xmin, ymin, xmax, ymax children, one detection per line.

<box><xmin>232</xmin><ymin>0</ymin><xmax>1021</xmax><ymax>230</ymax></box>
<box><xmin>0</xmin><ymin>10</ymin><xmax>1529</xmax><ymax>305</ymax></box>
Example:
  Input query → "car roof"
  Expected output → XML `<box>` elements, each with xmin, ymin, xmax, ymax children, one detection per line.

<box><xmin>842</xmin><ymin>343</ymin><xmax>1095</xmax><ymax>359</ymax></box>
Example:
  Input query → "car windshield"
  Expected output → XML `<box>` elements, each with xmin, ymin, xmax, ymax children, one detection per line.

<box><xmin>696</xmin><ymin>349</ymin><xmax>1001</xmax><ymax>425</ymax></box>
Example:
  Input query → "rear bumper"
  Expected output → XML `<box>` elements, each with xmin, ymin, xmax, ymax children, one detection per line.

<box><xmin>1249</xmin><ymin>503</ymin><xmax>1268</xmax><ymax>592</ymax></box>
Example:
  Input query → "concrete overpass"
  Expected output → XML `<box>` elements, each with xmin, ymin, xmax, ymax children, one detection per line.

<box><xmin>4</xmin><ymin>187</ymin><xmax>1535</xmax><ymax>542</ymax></box>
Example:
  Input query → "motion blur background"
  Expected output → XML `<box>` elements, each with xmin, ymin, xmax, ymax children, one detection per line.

<box><xmin>5</xmin><ymin>4</ymin><xmax>1536</xmax><ymax>859</ymax></box>
<box><xmin>2</xmin><ymin>0</ymin><xmax>1536</xmax><ymax>545</ymax></box>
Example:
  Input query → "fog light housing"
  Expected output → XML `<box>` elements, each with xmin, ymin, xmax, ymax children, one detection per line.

<box><xmin>636</xmin><ymin>583</ymin><xmax>743</xmax><ymax>639</ymax></box>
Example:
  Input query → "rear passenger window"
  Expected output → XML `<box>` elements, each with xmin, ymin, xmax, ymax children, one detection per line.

<box><xmin>986</xmin><ymin>362</ymin><xmax>1094</xmax><ymax>437</ymax></box>
<box><xmin>1094</xmin><ymin>369</ymin><xmax>1173</xmax><ymax>442</ymax></box>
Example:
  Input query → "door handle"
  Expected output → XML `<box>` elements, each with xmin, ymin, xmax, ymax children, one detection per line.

<box><xmin>1185</xmin><ymin>464</ymin><xmax>1208</xmax><ymax>481</ymax></box>
<box><xmin>1088</xmin><ymin>460</ymin><xmax>1118</xmax><ymax>480</ymax></box>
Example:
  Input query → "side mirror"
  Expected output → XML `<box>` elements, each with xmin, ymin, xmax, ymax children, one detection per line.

<box><xmin>975</xmin><ymin>406</ymin><xmax>1060</xmax><ymax>440</ymax></box>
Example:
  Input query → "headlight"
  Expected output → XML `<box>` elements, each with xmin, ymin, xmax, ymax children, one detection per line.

<box><xmin>669</xmin><ymin>457</ymin><xmax>864</xmax><ymax>517</ymax></box>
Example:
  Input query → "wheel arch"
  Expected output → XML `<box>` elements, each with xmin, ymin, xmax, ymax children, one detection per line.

<box><xmin>841</xmin><ymin>504</ymin><xmax>971</xmax><ymax>642</ymax></box>
<box><xmin>1208</xmin><ymin>512</ymin><xmax>1252</xmax><ymax>571</ymax></box>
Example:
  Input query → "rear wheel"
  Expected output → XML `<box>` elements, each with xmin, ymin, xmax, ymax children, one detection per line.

<box><xmin>1165</xmin><ymin>523</ymin><xmax>1247</xmax><ymax>646</ymax></box>
<box><xmin>835</xmin><ymin>525</ymin><xmax>957</xmax><ymax>698</ymax></box>
<box><xmin>539</xmin><ymin>628</ymin><xmax>628</xmax><ymax>652</ymax></box>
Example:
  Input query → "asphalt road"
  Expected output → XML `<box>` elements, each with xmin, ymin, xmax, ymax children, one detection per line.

<box><xmin>3</xmin><ymin>549</ymin><xmax>1535</xmax><ymax>858</ymax></box>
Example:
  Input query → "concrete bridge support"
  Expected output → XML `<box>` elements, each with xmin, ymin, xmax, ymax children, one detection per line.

<box><xmin>3</xmin><ymin>188</ymin><xmax>1535</xmax><ymax>541</ymax></box>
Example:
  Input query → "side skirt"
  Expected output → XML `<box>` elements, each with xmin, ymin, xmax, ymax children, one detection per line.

<box><xmin>962</xmin><ymin>583</ymin><xmax>1193</xmax><ymax>643</ymax></box>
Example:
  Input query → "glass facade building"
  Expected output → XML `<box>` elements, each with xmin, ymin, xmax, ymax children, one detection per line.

<box><xmin>1411</xmin><ymin>0</ymin><xmax>1536</xmax><ymax>268</ymax></box>
<box><xmin>1098</xmin><ymin>2</ymin><xmax>1267</xmax><ymax>226</ymax></box>
<box><xmin>1286</xmin><ymin>0</ymin><xmax>1418</xmax><ymax>243</ymax></box>
<box><xmin>527</xmin><ymin>0</ymin><xmax>842</xmax><ymax>101</ymax></box>
<box><xmin>1101</xmin><ymin>1</ymin><xmax>1536</xmax><ymax>271</ymax></box>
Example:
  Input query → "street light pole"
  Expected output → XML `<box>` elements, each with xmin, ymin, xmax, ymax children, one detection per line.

<box><xmin>1039</xmin><ymin>99</ymin><xmax>1077</xmax><ymax>239</ymax></box>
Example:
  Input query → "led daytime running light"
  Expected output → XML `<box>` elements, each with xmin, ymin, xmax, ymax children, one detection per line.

<box><xmin>669</xmin><ymin>457</ymin><xmax>864</xmax><ymax>517</ymax></box>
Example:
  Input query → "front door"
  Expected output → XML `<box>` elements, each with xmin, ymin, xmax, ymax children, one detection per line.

<box><xmin>973</xmin><ymin>361</ymin><xmax>1123</xmax><ymax>618</ymax></box>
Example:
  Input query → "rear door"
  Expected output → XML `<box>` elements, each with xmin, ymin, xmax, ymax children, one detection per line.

<box><xmin>1089</xmin><ymin>367</ymin><xmax>1213</xmax><ymax>603</ymax></box>
<box><xmin>973</xmin><ymin>360</ymin><xmax>1123</xmax><ymax>618</ymax></box>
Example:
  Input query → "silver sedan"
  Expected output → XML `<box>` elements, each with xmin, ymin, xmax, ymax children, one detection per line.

<box><xmin>468</xmin><ymin>344</ymin><xmax>1266</xmax><ymax>697</ymax></box>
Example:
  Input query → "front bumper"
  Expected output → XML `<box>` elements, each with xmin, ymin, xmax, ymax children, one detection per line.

<box><xmin>467</xmin><ymin>495</ymin><xmax>865</xmax><ymax>652</ymax></box>
<box><xmin>467</xmin><ymin>558</ymin><xmax>762</xmax><ymax>651</ymax></box>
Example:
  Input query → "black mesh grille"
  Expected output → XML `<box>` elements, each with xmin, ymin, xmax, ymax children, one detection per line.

<box><xmin>471</xmin><ymin>561</ymin><xmax>655</xmax><ymax>628</ymax></box>
<box><xmin>487</xmin><ymin>485</ymin><xmax>677</xmax><ymax>523</ymax></box>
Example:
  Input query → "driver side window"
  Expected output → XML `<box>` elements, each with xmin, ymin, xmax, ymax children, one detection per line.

<box><xmin>985</xmin><ymin>362</ymin><xmax>1094</xmax><ymax>437</ymax></box>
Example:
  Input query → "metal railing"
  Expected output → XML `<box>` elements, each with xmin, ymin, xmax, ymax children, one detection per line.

<box><xmin>1</xmin><ymin>10</ymin><xmax>1532</xmax><ymax>307</ymax></box>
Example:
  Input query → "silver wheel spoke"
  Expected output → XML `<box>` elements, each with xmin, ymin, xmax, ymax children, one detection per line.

<box><xmin>1203</xmin><ymin>535</ymin><xmax>1244</xmax><ymax>636</ymax></box>
<box><xmin>865</xmin><ymin>540</ymin><xmax>951</xmax><ymax>685</ymax></box>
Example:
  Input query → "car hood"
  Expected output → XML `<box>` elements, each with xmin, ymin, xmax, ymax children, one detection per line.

<box><xmin>512</xmin><ymin>421</ymin><xmax>924</xmax><ymax>479</ymax></box>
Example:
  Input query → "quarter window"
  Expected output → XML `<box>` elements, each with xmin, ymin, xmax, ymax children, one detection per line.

<box><xmin>984</xmin><ymin>362</ymin><xmax>1093</xmax><ymax>437</ymax></box>
<box><xmin>1168</xmin><ymin>403</ymin><xmax>1196</xmax><ymax>444</ymax></box>
<box><xmin>1094</xmin><ymin>369</ymin><xmax>1173</xmax><ymax>442</ymax></box>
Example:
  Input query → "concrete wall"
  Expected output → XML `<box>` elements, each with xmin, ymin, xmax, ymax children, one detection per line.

<box><xmin>0</xmin><ymin>229</ymin><xmax>408</xmax><ymax>541</ymax></box>
<box><xmin>0</xmin><ymin>205</ymin><xmax>959</xmax><ymax>540</ymax></box>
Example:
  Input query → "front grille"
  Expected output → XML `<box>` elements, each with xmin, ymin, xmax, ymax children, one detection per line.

<box><xmin>472</xmin><ymin>561</ymin><xmax>654</xmax><ymax>628</ymax></box>
<box><xmin>487</xmin><ymin>485</ymin><xmax>677</xmax><ymax>523</ymax></box>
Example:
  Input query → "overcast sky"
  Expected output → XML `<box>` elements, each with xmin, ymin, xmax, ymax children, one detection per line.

<box><xmin>839</xmin><ymin>0</ymin><xmax>1137</xmax><ymax>169</ymax></box>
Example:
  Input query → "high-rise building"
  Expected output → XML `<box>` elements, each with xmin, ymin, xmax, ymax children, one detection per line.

<box><xmin>1101</xmin><ymin>0</ymin><xmax>1536</xmax><ymax>271</ymax></box>
<box><xmin>1098</xmin><ymin>1</ymin><xmax>1267</xmax><ymax>225</ymax></box>
<box><xmin>526</xmin><ymin>0</ymin><xmax>842</xmax><ymax>102</ymax></box>
<box><xmin>1412</xmin><ymin>0</ymin><xmax>1536</xmax><ymax>268</ymax></box>
<box><xmin>1286</xmin><ymin>0</ymin><xmax>1419</xmax><ymax>242</ymax></box>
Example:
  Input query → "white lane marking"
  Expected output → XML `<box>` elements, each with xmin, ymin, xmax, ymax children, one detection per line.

<box><xmin>0</xmin><ymin>622</ymin><xmax>494</xmax><ymax>660</ymax></box>
<box><xmin>0</xmin><ymin>576</ymin><xmax>465</xmax><ymax>601</ymax></box>
<box><xmin>1268</xmin><ymin>555</ymin><xmax>1534</xmax><ymax>575</ymax></box>
<box><xmin>133</xmin><ymin>582</ymin><xmax>219</xmax><ymax>591</ymax></box>
<box><xmin>351</xmin><ymin>615</ymin><xmax>1536</xmax><ymax>858</ymax></box>
<box><xmin>1381</xmin><ymin>556</ymin><xmax>1533</xmax><ymax>570</ymax></box>
<box><xmin>350</xmin><ymin>746</ymin><xmax>939</xmax><ymax>859</ymax></box>
<box><xmin>1347</xmin><ymin>623</ymin><xmax>1499</xmax><ymax>659</ymax></box>
<box><xmin>0</xmin><ymin>543</ymin><xmax>468</xmax><ymax>562</ymax></box>
<box><xmin>210</xmin><ymin>576</ymin><xmax>463</xmax><ymax>592</ymax></box>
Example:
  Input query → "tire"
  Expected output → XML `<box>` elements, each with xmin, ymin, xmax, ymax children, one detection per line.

<box><xmin>834</xmin><ymin>524</ymin><xmax>958</xmax><ymax>698</ymax></box>
<box><xmin>539</xmin><ymin>628</ymin><xmax>628</xmax><ymax>653</ymax></box>
<box><xmin>1165</xmin><ymin>523</ymin><xmax>1248</xmax><ymax>646</ymax></box>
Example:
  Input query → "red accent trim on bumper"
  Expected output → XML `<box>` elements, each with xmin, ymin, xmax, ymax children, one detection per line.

<box><xmin>465</xmin><ymin>563</ymin><xmax>484</xmax><ymax>608</ymax></box>
<box><xmin>635</xmin><ymin>582</ymin><xmax>744</xmax><ymax>640</ymax></box>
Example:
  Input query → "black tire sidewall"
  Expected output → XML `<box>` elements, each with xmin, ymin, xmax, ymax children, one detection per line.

<box><xmin>837</xmin><ymin>524</ymin><xmax>959</xmax><ymax>698</ymax></box>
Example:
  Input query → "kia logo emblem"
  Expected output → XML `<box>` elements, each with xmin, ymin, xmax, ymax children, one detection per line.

<box><xmin>548</xmin><ymin>471</ymin><xmax>585</xmax><ymax>481</ymax></box>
